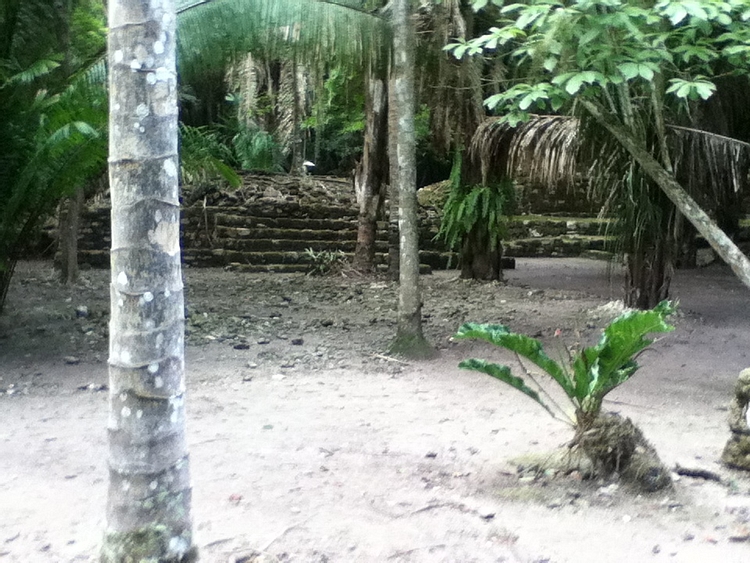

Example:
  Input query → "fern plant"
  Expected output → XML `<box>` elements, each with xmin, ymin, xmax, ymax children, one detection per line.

<box><xmin>232</xmin><ymin>125</ymin><xmax>285</xmax><ymax>173</ymax></box>
<box><xmin>437</xmin><ymin>180</ymin><xmax>513</xmax><ymax>253</ymax></box>
<box><xmin>455</xmin><ymin>300</ymin><xmax>676</xmax><ymax>433</ymax></box>
<box><xmin>179</xmin><ymin>123</ymin><xmax>241</xmax><ymax>200</ymax></box>
<box><xmin>436</xmin><ymin>150</ymin><xmax>515</xmax><ymax>261</ymax></box>
<box><xmin>305</xmin><ymin>248</ymin><xmax>348</xmax><ymax>276</ymax></box>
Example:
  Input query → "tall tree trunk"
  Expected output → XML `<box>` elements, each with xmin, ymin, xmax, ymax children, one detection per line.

<box><xmin>388</xmin><ymin>0</ymin><xmax>432</xmax><ymax>358</ymax></box>
<box><xmin>103</xmin><ymin>1</ymin><xmax>195</xmax><ymax>561</ymax></box>
<box><xmin>581</xmin><ymin>98</ymin><xmax>750</xmax><ymax>290</ymax></box>
<box><xmin>56</xmin><ymin>187</ymin><xmax>84</xmax><ymax>284</ymax></box>
<box><xmin>353</xmin><ymin>61</ymin><xmax>388</xmax><ymax>273</ymax></box>
<box><xmin>387</xmin><ymin>69</ymin><xmax>400</xmax><ymax>281</ymax></box>
<box><xmin>53</xmin><ymin>0</ymin><xmax>82</xmax><ymax>285</ymax></box>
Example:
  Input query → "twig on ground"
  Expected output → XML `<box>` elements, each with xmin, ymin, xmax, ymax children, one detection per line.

<box><xmin>675</xmin><ymin>464</ymin><xmax>723</xmax><ymax>483</ymax></box>
<box><xmin>371</xmin><ymin>353</ymin><xmax>410</xmax><ymax>365</ymax></box>
<box><xmin>387</xmin><ymin>544</ymin><xmax>448</xmax><ymax>559</ymax></box>
<box><xmin>260</xmin><ymin>521</ymin><xmax>308</xmax><ymax>552</ymax></box>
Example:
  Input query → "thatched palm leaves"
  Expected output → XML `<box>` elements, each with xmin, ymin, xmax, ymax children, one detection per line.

<box><xmin>472</xmin><ymin>115</ymin><xmax>750</xmax><ymax>307</ymax></box>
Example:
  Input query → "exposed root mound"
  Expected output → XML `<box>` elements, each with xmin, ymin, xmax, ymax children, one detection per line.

<box><xmin>576</xmin><ymin>412</ymin><xmax>671</xmax><ymax>492</ymax></box>
<box><xmin>721</xmin><ymin>367</ymin><xmax>750</xmax><ymax>471</ymax></box>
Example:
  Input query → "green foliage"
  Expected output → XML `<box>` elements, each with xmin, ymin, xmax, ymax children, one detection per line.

<box><xmin>303</xmin><ymin>66</ymin><xmax>366</xmax><ymax>174</ymax></box>
<box><xmin>447</xmin><ymin>0</ymin><xmax>750</xmax><ymax>124</ymax></box>
<box><xmin>179</xmin><ymin>124</ymin><xmax>241</xmax><ymax>191</ymax></box>
<box><xmin>232</xmin><ymin>125</ymin><xmax>285</xmax><ymax>173</ymax></box>
<box><xmin>305</xmin><ymin>248</ymin><xmax>348</xmax><ymax>276</ymax></box>
<box><xmin>0</xmin><ymin>0</ymin><xmax>108</xmax><ymax>312</ymax></box>
<box><xmin>437</xmin><ymin>164</ymin><xmax>515</xmax><ymax>254</ymax></box>
<box><xmin>455</xmin><ymin>301</ymin><xmax>676</xmax><ymax>428</ymax></box>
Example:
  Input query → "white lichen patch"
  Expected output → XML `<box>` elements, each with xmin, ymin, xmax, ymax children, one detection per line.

<box><xmin>169</xmin><ymin>536</ymin><xmax>189</xmax><ymax>556</ymax></box>
<box><xmin>149</xmin><ymin>480</ymin><xmax>158</xmax><ymax>490</ymax></box>
<box><xmin>136</xmin><ymin>410</ymin><xmax>143</xmax><ymax>419</ymax></box>
<box><xmin>147</xmin><ymin>221</ymin><xmax>179</xmax><ymax>255</ymax></box>
<box><xmin>153</xmin><ymin>40</ymin><xmax>164</xmax><ymax>55</ymax></box>
<box><xmin>136</xmin><ymin>103</ymin><xmax>150</xmax><ymax>119</ymax></box>
<box><xmin>154</xmin><ymin>376</ymin><xmax>164</xmax><ymax>389</ymax></box>
<box><xmin>148</xmin><ymin>363</ymin><xmax>160</xmax><ymax>374</ymax></box>
<box><xmin>155</xmin><ymin>210</ymin><xmax>163</xmax><ymax>222</ymax></box>
<box><xmin>143</xmin><ymin>291</ymin><xmax>154</xmax><ymax>303</ymax></box>
<box><xmin>117</xmin><ymin>271</ymin><xmax>129</xmax><ymax>288</ymax></box>
<box><xmin>153</xmin><ymin>67</ymin><xmax>173</xmax><ymax>83</ymax></box>
<box><xmin>121</xmin><ymin>480</ymin><xmax>131</xmax><ymax>492</ymax></box>
<box><xmin>121</xmin><ymin>406</ymin><xmax>132</xmax><ymax>418</ymax></box>
<box><xmin>114</xmin><ymin>50</ymin><xmax>124</xmax><ymax>64</ymax></box>
<box><xmin>146</xmin><ymin>72</ymin><xmax>157</xmax><ymax>85</ymax></box>
<box><xmin>129</xmin><ymin>59</ymin><xmax>141</xmax><ymax>70</ymax></box>
<box><xmin>164</xmin><ymin>288</ymin><xmax>171</xmax><ymax>298</ymax></box>
<box><xmin>163</xmin><ymin>159</ymin><xmax>177</xmax><ymax>178</ymax></box>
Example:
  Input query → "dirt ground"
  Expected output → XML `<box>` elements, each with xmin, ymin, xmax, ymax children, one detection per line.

<box><xmin>1</xmin><ymin>257</ymin><xmax>750</xmax><ymax>563</ymax></box>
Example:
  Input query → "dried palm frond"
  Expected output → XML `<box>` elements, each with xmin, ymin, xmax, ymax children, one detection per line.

<box><xmin>670</xmin><ymin>125</ymin><xmax>750</xmax><ymax>216</ymax></box>
<box><xmin>470</xmin><ymin>115</ymin><xmax>579</xmax><ymax>188</ymax></box>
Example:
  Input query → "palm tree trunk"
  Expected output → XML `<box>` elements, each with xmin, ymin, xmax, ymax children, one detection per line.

<box><xmin>102</xmin><ymin>1</ymin><xmax>195</xmax><ymax>561</ymax></box>
<box><xmin>353</xmin><ymin>61</ymin><xmax>388</xmax><ymax>273</ymax></box>
<box><xmin>581</xmin><ymin>98</ymin><xmax>750</xmax><ymax>290</ymax></box>
<box><xmin>388</xmin><ymin>0</ymin><xmax>432</xmax><ymax>358</ymax></box>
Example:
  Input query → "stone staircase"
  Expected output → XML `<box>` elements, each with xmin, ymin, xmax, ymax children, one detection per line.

<box><xmin>75</xmin><ymin>174</ymin><xmax>614</xmax><ymax>272</ymax></box>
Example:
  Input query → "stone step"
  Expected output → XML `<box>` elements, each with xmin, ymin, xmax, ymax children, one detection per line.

<box><xmin>180</xmin><ymin>249</ymin><xmax>459</xmax><ymax>270</ymax></box>
<box><xmin>504</xmin><ymin>235</ymin><xmax>612</xmax><ymax>257</ymax></box>
<box><xmin>508</xmin><ymin>215</ymin><xmax>610</xmax><ymax>238</ymax></box>
<box><xmin>214</xmin><ymin>238</ymin><xmax>389</xmax><ymax>253</ymax></box>
<box><xmin>209</xmin><ymin>212</ymin><xmax>359</xmax><ymax>231</ymax></box>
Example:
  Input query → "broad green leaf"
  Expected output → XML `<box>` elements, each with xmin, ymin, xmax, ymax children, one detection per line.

<box><xmin>458</xmin><ymin>358</ymin><xmax>556</xmax><ymax>417</ymax></box>
<box><xmin>472</xmin><ymin>0</ymin><xmax>489</xmax><ymax>12</ymax></box>
<box><xmin>694</xmin><ymin>81</ymin><xmax>716</xmax><ymax>99</ymax></box>
<box><xmin>564</xmin><ymin>74</ymin><xmax>585</xmax><ymax>95</ymax></box>
<box><xmin>455</xmin><ymin>323</ymin><xmax>574</xmax><ymax>396</ymax></box>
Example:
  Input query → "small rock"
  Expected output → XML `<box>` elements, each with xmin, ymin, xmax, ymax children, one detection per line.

<box><xmin>321</xmin><ymin>319</ymin><xmax>334</xmax><ymax>327</ymax></box>
<box><xmin>257</xmin><ymin>338</ymin><xmax>270</xmax><ymax>345</ymax></box>
<box><xmin>729</xmin><ymin>526</ymin><xmax>750</xmax><ymax>542</ymax></box>
<box><xmin>271</xmin><ymin>374</ymin><xmax>286</xmax><ymax>381</ymax></box>
<box><xmin>233</xmin><ymin>343</ymin><xmax>250</xmax><ymax>350</ymax></box>
<box><xmin>63</xmin><ymin>356</ymin><xmax>80</xmax><ymax>365</ymax></box>
<box><xmin>75</xmin><ymin>306</ymin><xmax>89</xmax><ymax>318</ymax></box>
<box><xmin>247</xmin><ymin>362</ymin><xmax>258</xmax><ymax>369</ymax></box>
<box><xmin>425</xmin><ymin>451</ymin><xmax>438</xmax><ymax>458</ymax></box>
<box><xmin>480</xmin><ymin>511</ymin><xmax>495</xmax><ymax>520</ymax></box>
<box><xmin>291</xmin><ymin>338</ymin><xmax>304</xmax><ymax>345</ymax></box>
<box><xmin>242</xmin><ymin>375</ymin><xmax>253</xmax><ymax>382</ymax></box>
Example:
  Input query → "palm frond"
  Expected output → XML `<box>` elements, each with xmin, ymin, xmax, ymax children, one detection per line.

<box><xmin>470</xmin><ymin>115</ymin><xmax>579</xmax><ymax>189</ymax></box>
<box><xmin>176</xmin><ymin>0</ymin><xmax>389</xmax><ymax>85</ymax></box>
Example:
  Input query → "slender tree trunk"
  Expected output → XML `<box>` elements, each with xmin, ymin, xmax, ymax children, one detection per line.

<box><xmin>56</xmin><ymin>187</ymin><xmax>84</xmax><ymax>284</ymax></box>
<box><xmin>102</xmin><ymin>1</ymin><xmax>195</xmax><ymax>561</ymax></box>
<box><xmin>581</xmin><ymin>98</ymin><xmax>750</xmax><ymax>290</ymax></box>
<box><xmin>388</xmin><ymin>0</ymin><xmax>432</xmax><ymax>358</ymax></box>
<box><xmin>52</xmin><ymin>0</ymin><xmax>82</xmax><ymax>285</ymax></box>
<box><xmin>387</xmin><ymin>69</ymin><xmax>400</xmax><ymax>280</ymax></box>
<box><xmin>353</xmin><ymin>61</ymin><xmax>388</xmax><ymax>273</ymax></box>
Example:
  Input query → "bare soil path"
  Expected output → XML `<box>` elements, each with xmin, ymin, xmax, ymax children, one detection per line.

<box><xmin>1</xmin><ymin>258</ymin><xmax>749</xmax><ymax>562</ymax></box>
